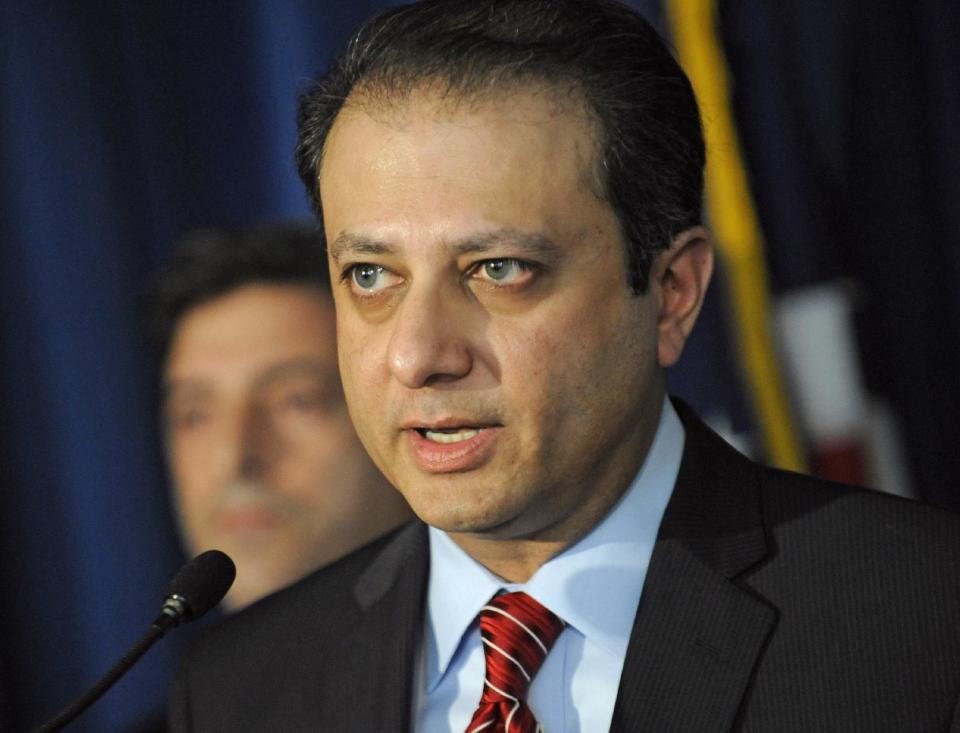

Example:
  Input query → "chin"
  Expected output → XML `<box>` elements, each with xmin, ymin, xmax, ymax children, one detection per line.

<box><xmin>413</xmin><ymin>501</ymin><xmax>517</xmax><ymax>535</ymax></box>
<box><xmin>222</xmin><ymin>585</ymin><xmax>262</xmax><ymax>612</ymax></box>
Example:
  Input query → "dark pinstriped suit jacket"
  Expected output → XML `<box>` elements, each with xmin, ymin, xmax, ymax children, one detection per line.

<box><xmin>169</xmin><ymin>401</ymin><xmax>960</xmax><ymax>731</ymax></box>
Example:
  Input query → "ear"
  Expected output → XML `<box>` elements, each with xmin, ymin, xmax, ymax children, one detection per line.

<box><xmin>653</xmin><ymin>226</ymin><xmax>713</xmax><ymax>368</ymax></box>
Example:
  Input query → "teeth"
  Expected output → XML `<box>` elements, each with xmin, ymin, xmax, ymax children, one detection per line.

<box><xmin>423</xmin><ymin>428</ymin><xmax>481</xmax><ymax>444</ymax></box>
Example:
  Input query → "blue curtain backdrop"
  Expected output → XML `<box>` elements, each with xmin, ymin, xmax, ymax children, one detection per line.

<box><xmin>0</xmin><ymin>2</ymin><xmax>401</xmax><ymax>730</ymax></box>
<box><xmin>1</xmin><ymin>1</ymin><xmax>956</xmax><ymax>730</ymax></box>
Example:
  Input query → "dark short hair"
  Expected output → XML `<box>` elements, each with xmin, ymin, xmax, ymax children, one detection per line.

<box><xmin>149</xmin><ymin>222</ymin><xmax>329</xmax><ymax>363</ymax></box>
<box><xmin>296</xmin><ymin>0</ymin><xmax>703</xmax><ymax>292</ymax></box>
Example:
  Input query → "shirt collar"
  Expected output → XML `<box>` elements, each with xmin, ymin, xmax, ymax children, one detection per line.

<box><xmin>423</xmin><ymin>397</ymin><xmax>685</xmax><ymax>692</ymax></box>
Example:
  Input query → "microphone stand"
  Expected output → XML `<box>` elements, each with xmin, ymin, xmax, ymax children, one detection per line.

<box><xmin>28</xmin><ymin>550</ymin><xmax>234</xmax><ymax>733</ymax></box>
<box><xmin>30</xmin><ymin>623</ymin><xmax>167</xmax><ymax>733</ymax></box>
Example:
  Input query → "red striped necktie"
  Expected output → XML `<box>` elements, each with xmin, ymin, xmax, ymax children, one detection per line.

<box><xmin>465</xmin><ymin>591</ymin><xmax>565</xmax><ymax>733</ymax></box>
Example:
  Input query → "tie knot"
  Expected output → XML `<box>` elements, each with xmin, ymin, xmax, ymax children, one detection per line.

<box><xmin>477</xmin><ymin>591</ymin><xmax>565</xmax><ymax>703</ymax></box>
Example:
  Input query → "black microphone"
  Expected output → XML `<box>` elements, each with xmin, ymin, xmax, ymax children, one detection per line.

<box><xmin>30</xmin><ymin>550</ymin><xmax>236</xmax><ymax>733</ymax></box>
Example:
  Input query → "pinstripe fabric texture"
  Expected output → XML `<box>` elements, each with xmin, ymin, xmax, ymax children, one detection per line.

<box><xmin>466</xmin><ymin>592</ymin><xmax>565</xmax><ymax>733</ymax></box>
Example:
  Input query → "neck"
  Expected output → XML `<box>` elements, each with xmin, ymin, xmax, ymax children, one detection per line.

<box><xmin>446</xmin><ymin>533</ymin><xmax>567</xmax><ymax>583</ymax></box>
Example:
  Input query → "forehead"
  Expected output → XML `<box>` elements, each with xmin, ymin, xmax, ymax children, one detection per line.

<box><xmin>331</xmin><ymin>82</ymin><xmax>599</xmax><ymax>171</ymax></box>
<box><xmin>319</xmin><ymin>84</ymin><xmax>608</xmax><ymax>250</ymax></box>
<box><xmin>165</xmin><ymin>284</ymin><xmax>336</xmax><ymax>378</ymax></box>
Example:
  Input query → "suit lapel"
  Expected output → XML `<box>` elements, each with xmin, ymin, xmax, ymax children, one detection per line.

<box><xmin>319</xmin><ymin>521</ymin><xmax>430</xmax><ymax>732</ymax></box>
<box><xmin>611</xmin><ymin>401</ymin><xmax>777</xmax><ymax>731</ymax></box>
<box><xmin>610</xmin><ymin>540</ymin><xmax>776</xmax><ymax>731</ymax></box>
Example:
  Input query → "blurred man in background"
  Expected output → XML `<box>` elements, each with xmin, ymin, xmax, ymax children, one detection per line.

<box><xmin>150</xmin><ymin>223</ymin><xmax>411</xmax><ymax>610</ymax></box>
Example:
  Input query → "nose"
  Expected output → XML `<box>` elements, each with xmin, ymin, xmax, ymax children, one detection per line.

<box><xmin>237</xmin><ymin>401</ymin><xmax>280</xmax><ymax>479</ymax></box>
<box><xmin>386</xmin><ymin>281</ymin><xmax>474</xmax><ymax>389</ymax></box>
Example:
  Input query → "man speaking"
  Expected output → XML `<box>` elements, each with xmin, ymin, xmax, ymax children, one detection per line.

<box><xmin>170</xmin><ymin>1</ymin><xmax>960</xmax><ymax>730</ymax></box>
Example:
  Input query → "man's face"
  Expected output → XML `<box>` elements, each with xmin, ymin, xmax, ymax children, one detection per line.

<box><xmin>320</xmin><ymin>86</ymin><xmax>677</xmax><ymax>551</ymax></box>
<box><xmin>164</xmin><ymin>283</ymin><xmax>408</xmax><ymax>609</ymax></box>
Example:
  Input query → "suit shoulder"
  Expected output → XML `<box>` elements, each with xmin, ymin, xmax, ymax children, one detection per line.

<box><xmin>756</xmin><ymin>465</ymin><xmax>960</xmax><ymax>571</ymax></box>
<box><xmin>178</xmin><ymin>523</ymin><xmax>413</xmax><ymax>674</ymax></box>
<box><xmin>168</xmin><ymin>522</ymin><xmax>427</xmax><ymax>729</ymax></box>
<box><xmin>760</xmin><ymin>464</ymin><xmax>960</xmax><ymax>527</ymax></box>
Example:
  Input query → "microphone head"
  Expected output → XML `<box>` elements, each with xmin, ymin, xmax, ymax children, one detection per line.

<box><xmin>163</xmin><ymin>549</ymin><xmax>236</xmax><ymax>624</ymax></box>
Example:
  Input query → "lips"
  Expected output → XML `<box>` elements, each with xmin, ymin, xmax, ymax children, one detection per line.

<box><xmin>217</xmin><ymin>506</ymin><xmax>283</xmax><ymax>532</ymax></box>
<box><xmin>405</xmin><ymin>421</ymin><xmax>501</xmax><ymax>473</ymax></box>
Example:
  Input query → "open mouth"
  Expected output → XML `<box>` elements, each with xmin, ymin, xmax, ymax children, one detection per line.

<box><xmin>406</xmin><ymin>422</ymin><xmax>501</xmax><ymax>472</ymax></box>
<box><xmin>416</xmin><ymin>427</ymin><xmax>484</xmax><ymax>444</ymax></box>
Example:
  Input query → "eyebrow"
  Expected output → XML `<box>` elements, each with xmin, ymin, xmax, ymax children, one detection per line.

<box><xmin>163</xmin><ymin>380</ymin><xmax>212</xmax><ymax>404</ymax></box>
<box><xmin>328</xmin><ymin>232</ymin><xmax>395</xmax><ymax>263</ymax></box>
<box><xmin>450</xmin><ymin>229</ymin><xmax>560</xmax><ymax>258</ymax></box>
<box><xmin>253</xmin><ymin>358</ymin><xmax>336</xmax><ymax>390</ymax></box>
<box><xmin>163</xmin><ymin>358</ymin><xmax>335</xmax><ymax>401</ymax></box>
<box><xmin>329</xmin><ymin>228</ymin><xmax>561</xmax><ymax>262</ymax></box>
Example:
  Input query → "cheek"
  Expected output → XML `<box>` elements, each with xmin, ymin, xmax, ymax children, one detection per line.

<box><xmin>339</xmin><ymin>371</ymin><xmax>383</xmax><ymax>462</ymax></box>
<box><xmin>493</xmin><ymin>313</ymin><xmax>583</xmax><ymax>439</ymax></box>
<box><xmin>337</xmin><ymin>317</ymin><xmax>395</xmax><ymax>444</ymax></box>
<box><xmin>168</xmin><ymin>451</ymin><xmax>210</xmax><ymax>545</ymax></box>
<box><xmin>497</xmin><ymin>298</ymin><xmax>655</xmax><ymax>425</ymax></box>
<box><xmin>289</xmin><ymin>426</ymin><xmax>387</xmax><ymax>516</ymax></box>
<box><xmin>283</xmin><ymin>410</ymin><xmax>363</xmax><ymax>464</ymax></box>
<box><xmin>168</xmin><ymin>439</ymin><xmax>213</xmax><ymax>503</ymax></box>
<box><xmin>337</xmin><ymin>312</ymin><xmax>374</xmax><ymax>395</ymax></box>
<box><xmin>498</xmin><ymin>303</ymin><xmax>611</xmax><ymax>379</ymax></box>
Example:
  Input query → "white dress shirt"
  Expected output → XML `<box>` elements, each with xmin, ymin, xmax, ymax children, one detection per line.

<box><xmin>414</xmin><ymin>398</ymin><xmax>685</xmax><ymax>732</ymax></box>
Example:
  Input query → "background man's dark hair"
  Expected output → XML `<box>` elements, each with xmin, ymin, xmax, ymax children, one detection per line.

<box><xmin>296</xmin><ymin>0</ymin><xmax>704</xmax><ymax>292</ymax></box>
<box><xmin>149</xmin><ymin>222</ymin><xmax>329</xmax><ymax>363</ymax></box>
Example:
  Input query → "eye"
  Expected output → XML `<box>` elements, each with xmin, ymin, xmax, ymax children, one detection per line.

<box><xmin>271</xmin><ymin>386</ymin><xmax>330</xmax><ymax>415</ymax></box>
<box><xmin>353</xmin><ymin>264</ymin><xmax>383</xmax><ymax>289</ymax></box>
<box><xmin>166</xmin><ymin>405</ymin><xmax>210</xmax><ymax>432</ymax></box>
<box><xmin>345</xmin><ymin>263</ymin><xmax>401</xmax><ymax>295</ymax></box>
<box><xmin>470</xmin><ymin>258</ymin><xmax>535</xmax><ymax>287</ymax></box>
